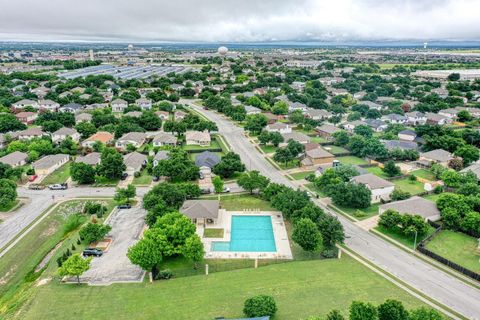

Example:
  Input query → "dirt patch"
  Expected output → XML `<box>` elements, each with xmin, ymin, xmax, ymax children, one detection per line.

<box><xmin>40</xmin><ymin>222</ymin><xmax>59</xmax><ymax>238</ymax></box>
<box><xmin>36</xmin><ymin>277</ymin><xmax>52</xmax><ymax>286</ymax></box>
<box><xmin>0</xmin><ymin>265</ymin><xmax>17</xmax><ymax>285</ymax></box>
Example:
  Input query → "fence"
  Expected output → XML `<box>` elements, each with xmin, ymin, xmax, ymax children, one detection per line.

<box><xmin>417</xmin><ymin>221</ymin><xmax>480</xmax><ymax>282</ymax></box>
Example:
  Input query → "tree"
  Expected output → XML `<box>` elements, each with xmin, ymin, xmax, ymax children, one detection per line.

<box><xmin>457</xmin><ymin>110</ymin><xmax>472</xmax><ymax>122</ymax></box>
<box><xmin>349</xmin><ymin>301</ymin><xmax>378</xmax><ymax>320</ymax></box>
<box><xmin>152</xmin><ymin>148</ymin><xmax>199</xmax><ymax>182</ymax></box>
<box><xmin>75</xmin><ymin>121</ymin><xmax>97</xmax><ymax>139</ymax></box>
<box><xmin>41</xmin><ymin>120</ymin><xmax>63</xmax><ymax>133</ymax></box>
<box><xmin>127</xmin><ymin>238</ymin><xmax>163</xmax><ymax>271</ymax></box>
<box><xmin>326</xmin><ymin>310</ymin><xmax>345</xmax><ymax>320</ymax></box>
<box><xmin>0</xmin><ymin>178</ymin><xmax>17</xmax><ymax>207</ymax></box>
<box><xmin>114</xmin><ymin>184</ymin><xmax>136</xmax><ymax>203</ymax></box>
<box><xmin>270</xmin><ymin>132</ymin><xmax>284</xmax><ymax>147</ymax></box>
<box><xmin>237</xmin><ymin>171</ymin><xmax>270</xmax><ymax>194</ymax></box>
<box><xmin>213</xmin><ymin>152</ymin><xmax>245</xmax><ymax>178</ymax></box>
<box><xmin>244</xmin><ymin>114</ymin><xmax>268</xmax><ymax>134</ymax></box>
<box><xmin>378</xmin><ymin>299</ymin><xmax>408</xmax><ymax>320</ymax></box>
<box><xmin>454</xmin><ymin>145</ymin><xmax>479</xmax><ymax>166</ymax></box>
<box><xmin>447</xmin><ymin>73</ymin><xmax>460</xmax><ymax>81</ymax></box>
<box><xmin>354</xmin><ymin>125</ymin><xmax>373</xmax><ymax>138</ymax></box>
<box><xmin>96</xmin><ymin>148</ymin><xmax>126</xmax><ymax>180</ymax></box>
<box><xmin>70</xmin><ymin>162</ymin><xmax>96</xmax><ymax>184</ymax></box>
<box><xmin>58</xmin><ymin>253</ymin><xmax>92</xmax><ymax>284</ymax></box>
<box><xmin>330</xmin><ymin>182</ymin><xmax>371</xmax><ymax>209</ymax></box>
<box><xmin>0</xmin><ymin>113</ymin><xmax>26</xmax><ymax>133</ymax></box>
<box><xmin>317</xmin><ymin>215</ymin><xmax>345</xmax><ymax>249</ymax></box>
<box><xmin>258</xmin><ymin>131</ymin><xmax>271</xmax><ymax>145</ymax></box>
<box><xmin>212</xmin><ymin>176</ymin><xmax>224</xmax><ymax>194</ymax></box>
<box><xmin>408</xmin><ymin>307</ymin><xmax>443</xmax><ymax>320</ymax></box>
<box><xmin>440</xmin><ymin>169</ymin><xmax>461</xmax><ymax>188</ymax></box>
<box><xmin>138</xmin><ymin>111</ymin><xmax>162</xmax><ymax>130</ymax></box>
<box><xmin>272</xmin><ymin>101</ymin><xmax>288</xmax><ymax>115</ymax></box>
<box><xmin>391</xmin><ymin>189</ymin><xmax>411</xmax><ymax>201</ymax></box>
<box><xmin>292</xmin><ymin>218</ymin><xmax>322</xmax><ymax>252</ymax></box>
<box><xmin>332</xmin><ymin>130</ymin><xmax>349</xmax><ymax>146</ymax></box>
<box><xmin>383</xmin><ymin>161</ymin><xmax>401</xmax><ymax>177</ymax></box>
<box><xmin>79</xmin><ymin>223</ymin><xmax>112</xmax><ymax>244</ymax></box>
<box><xmin>243</xmin><ymin>295</ymin><xmax>277</xmax><ymax>318</ymax></box>
<box><xmin>271</xmin><ymin>188</ymin><xmax>310</xmax><ymax>218</ymax></box>
<box><xmin>273</xmin><ymin>147</ymin><xmax>294</xmax><ymax>165</ymax></box>
<box><xmin>182</xmin><ymin>235</ymin><xmax>204</xmax><ymax>268</ymax></box>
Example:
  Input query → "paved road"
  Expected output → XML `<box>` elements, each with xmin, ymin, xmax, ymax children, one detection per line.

<box><xmin>183</xmin><ymin>99</ymin><xmax>480</xmax><ymax>320</ymax></box>
<box><xmin>79</xmin><ymin>205</ymin><xmax>146</xmax><ymax>285</ymax></box>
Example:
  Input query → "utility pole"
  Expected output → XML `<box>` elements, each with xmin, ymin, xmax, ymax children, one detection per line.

<box><xmin>413</xmin><ymin>230</ymin><xmax>418</xmax><ymax>251</ymax></box>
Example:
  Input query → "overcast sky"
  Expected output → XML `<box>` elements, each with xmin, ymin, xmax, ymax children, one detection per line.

<box><xmin>0</xmin><ymin>0</ymin><xmax>479</xmax><ymax>42</ymax></box>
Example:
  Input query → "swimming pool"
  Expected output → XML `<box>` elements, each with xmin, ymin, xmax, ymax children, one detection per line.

<box><xmin>212</xmin><ymin>215</ymin><xmax>277</xmax><ymax>252</ymax></box>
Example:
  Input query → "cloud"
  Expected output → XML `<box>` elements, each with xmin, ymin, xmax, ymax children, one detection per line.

<box><xmin>0</xmin><ymin>0</ymin><xmax>478</xmax><ymax>42</ymax></box>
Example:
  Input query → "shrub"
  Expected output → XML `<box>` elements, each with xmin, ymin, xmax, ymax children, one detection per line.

<box><xmin>243</xmin><ymin>295</ymin><xmax>277</xmax><ymax>318</ymax></box>
<box><xmin>321</xmin><ymin>248</ymin><xmax>337</xmax><ymax>258</ymax></box>
<box><xmin>134</xmin><ymin>171</ymin><xmax>141</xmax><ymax>178</ymax></box>
<box><xmin>79</xmin><ymin>223</ymin><xmax>112</xmax><ymax>244</ymax></box>
<box><xmin>433</xmin><ymin>185</ymin><xmax>443</xmax><ymax>194</ymax></box>
<box><xmin>62</xmin><ymin>214</ymin><xmax>85</xmax><ymax>235</ymax></box>
<box><xmin>305</xmin><ymin>173</ymin><xmax>316</xmax><ymax>182</ymax></box>
<box><xmin>158</xmin><ymin>269</ymin><xmax>173</xmax><ymax>280</ymax></box>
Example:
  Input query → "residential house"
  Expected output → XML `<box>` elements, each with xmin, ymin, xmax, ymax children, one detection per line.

<box><xmin>405</xmin><ymin>112</ymin><xmax>427</xmax><ymax>126</ymax></box>
<box><xmin>244</xmin><ymin>105</ymin><xmax>262</xmax><ymax>115</ymax></box>
<box><xmin>180</xmin><ymin>199</ymin><xmax>220</xmax><ymax>225</ymax></box>
<box><xmin>15</xmin><ymin>111</ymin><xmax>37</xmax><ymax>125</ymax></box>
<box><xmin>111</xmin><ymin>99</ymin><xmax>128</xmax><ymax>112</ymax></box>
<box><xmin>432</xmin><ymin>87</ymin><xmax>449</xmax><ymax>98</ymax></box>
<box><xmin>426</xmin><ymin>112</ymin><xmax>452</xmax><ymax>125</ymax></box>
<box><xmin>135</xmin><ymin>97</ymin><xmax>152</xmax><ymax>110</ymax></box>
<box><xmin>315</xmin><ymin>124</ymin><xmax>341</xmax><ymax>140</ymax></box>
<box><xmin>115</xmin><ymin>132</ymin><xmax>147</xmax><ymax>150</ymax></box>
<box><xmin>75</xmin><ymin>113</ymin><xmax>92</xmax><ymax>124</ymax></box>
<box><xmin>0</xmin><ymin>151</ymin><xmax>28</xmax><ymax>167</ymax></box>
<box><xmin>155</xmin><ymin>111</ymin><xmax>170</xmax><ymax>120</ymax></box>
<box><xmin>30</xmin><ymin>86</ymin><xmax>49</xmax><ymax>98</ymax></box>
<box><xmin>125</xmin><ymin>111</ymin><xmax>142</xmax><ymax>118</ymax></box>
<box><xmin>59</xmin><ymin>103</ymin><xmax>83</xmax><ymax>113</ymax></box>
<box><xmin>419</xmin><ymin>149</ymin><xmax>456</xmax><ymax>168</ymax></box>
<box><xmin>52</xmin><ymin>127</ymin><xmax>80</xmax><ymax>144</ymax></box>
<box><xmin>195</xmin><ymin>151</ymin><xmax>221</xmax><ymax>168</ymax></box>
<box><xmin>360</xmin><ymin>101</ymin><xmax>383</xmax><ymax>110</ymax></box>
<box><xmin>398</xmin><ymin>130</ymin><xmax>417</xmax><ymax>141</ymax></box>
<box><xmin>281</xmin><ymin>132</ymin><xmax>311</xmax><ymax>145</ymax></box>
<box><xmin>304</xmin><ymin>108</ymin><xmax>333</xmax><ymax>120</ymax></box>
<box><xmin>301</xmin><ymin>147</ymin><xmax>335</xmax><ymax>167</ymax></box>
<box><xmin>364</xmin><ymin>119</ymin><xmax>388</xmax><ymax>132</ymax></box>
<box><xmin>351</xmin><ymin>173</ymin><xmax>395</xmax><ymax>203</ymax></box>
<box><xmin>33</xmin><ymin>154</ymin><xmax>70</xmax><ymax>176</ymax></box>
<box><xmin>461</xmin><ymin>163</ymin><xmax>480</xmax><ymax>180</ymax></box>
<box><xmin>343</xmin><ymin>120</ymin><xmax>366</xmax><ymax>133</ymax></box>
<box><xmin>265</xmin><ymin>122</ymin><xmax>292</xmax><ymax>134</ymax></box>
<box><xmin>379</xmin><ymin>196</ymin><xmax>440</xmax><ymax>222</ymax></box>
<box><xmin>174</xmin><ymin>110</ymin><xmax>187</xmax><ymax>121</ymax></box>
<box><xmin>152</xmin><ymin>132</ymin><xmax>178</xmax><ymax>147</ymax></box>
<box><xmin>12</xmin><ymin>99</ymin><xmax>38</xmax><ymax>109</ymax></box>
<box><xmin>75</xmin><ymin>152</ymin><xmax>101</xmax><ymax>166</ymax></box>
<box><xmin>185</xmin><ymin>130</ymin><xmax>211</xmax><ymax>146</ymax></box>
<box><xmin>288</xmin><ymin>101</ymin><xmax>308</xmax><ymax>113</ymax></box>
<box><xmin>123</xmin><ymin>151</ymin><xmax>147</xmax><ymax>175</ymax></box>
<box><xmin>291</xmin><ymin>81</ymin><xmax>306</xmax><ymax>91</ymax></box>
<box><xmin>382</xmin><ymin>113</ymin><xmax>408</xmax><ymax>124</ymax></box>
<box><xmin>81</xmin><ymin>131</ymin><xmax>114</xmax><ymax>148</ymax></box>
<box><xmin>381</xmin><ymin>140</ymin><xmax>419</xmax><ymax>152</ymax></box>
<box><xmin>15</xmin><ymin>127</ymin><xmax>47</xmax><ymax>140</ymax></box>
<box><xmin>438</xmin><ymin>108</ymin><xmax>459</xmax><ymax>120</ymax></box>
<box><xmin>263</xmin><ymin>112</ymin><xmax>282</xmax><ymax>124</ymax></box>
<box><xmin>38</xmin><ymin>99</ymin><xmax>60</xmax><ymax>111</ymax></box>
<box><xmin>153</xmin><ymin>150</ymin><xmax>170</xmax><ymax>167</ymax></box>
<box><xmin>329</xmin><ymin>88</ymin><xmax>349</xmax><ymax>96</ymax></box>
<box><xmin>0</xmin><ymin>134</ymin><xmax>5</xmax><ymax>149</ymax></box>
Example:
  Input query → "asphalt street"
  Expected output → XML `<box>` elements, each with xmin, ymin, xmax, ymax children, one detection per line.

<box><xmin>182</xmin><ymin>99</ymin><xmax>480</xmax><ymax>320</ymax></box>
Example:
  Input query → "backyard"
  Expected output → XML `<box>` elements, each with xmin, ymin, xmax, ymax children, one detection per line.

<box><xmin>411</xmin><ymin>169</ymin><xmax>436</xmax><ymax>181</ymax></box>
<box><xmin>15</xmin><ymin>256</ymin><xmax>425</xmax><ymax>320</ymax></box>
<box><xmin>393</xmin><ymin>178</ymin><xmax>426</xmax><ymax>195</ymax></box>
<box><xmin>323</xmin><ymin>145</ymin><xmax>350</xmax><ymax>155</ymax></box>
<box><xmin>41</xmin><ymin>162</ymin><xmax>71</xmax><ymax>185</ymax></box>
<box><xmin>425</xmin><ymin>230</ymin><xmax>480</xmax><ymax>273</ymax></box>
<box><xmin>337</xmin><ymin>156</ymin><xmax>368</xmax><ymax>166</ymax></box>
<box><xmin>201</xmin><ymin>194</ymin><xmax>275</xmax><ymax>211</ymax></box>
<box><xmin>366</xmin><ymin>166</ymin><xmax>391</xmax><ymax>179</ymax></box>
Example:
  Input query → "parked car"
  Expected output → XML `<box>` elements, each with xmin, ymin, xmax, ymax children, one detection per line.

<box><xmin>28</xmin><ymin>175</ymin><xmax>38</xmax><ymax>182</ymax></box>
<box><xmin>48</xmin><ymin>183</ymin><xmax>68</xmax><ymax>190</ymax></box>
<box><xmin>28</xmin><ymin>184</ymin><xmax>45</xmax><ymax>190</ymax></box>
<box><xmin>120</xmin><ymin>173</ymin><xmax>128</xmax><ymax>180</ymax></box>
<box><xmin>222</xmin><ymin>187</ymin><xmax>231</xmax><ymax>193</ymax></box>
<box><xmin>152</xmin><ymin>176</ymin><xmax>159</xmax><ymax>182</ymax></box>
<box><xmin>82</xmin><ymin>248</ymin><xmax>103</xmax><ymax>257</ymax></box>
<box><xmin>117</xmin><ymin>204</ymin><xmax>131</xmax><ymax>209</ymax></box>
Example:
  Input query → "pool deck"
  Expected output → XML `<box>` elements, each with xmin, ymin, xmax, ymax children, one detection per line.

<box><xmin>199</xmin><ymin>210</ymin><xmax>293</xmax><ymax>260</ymax></box>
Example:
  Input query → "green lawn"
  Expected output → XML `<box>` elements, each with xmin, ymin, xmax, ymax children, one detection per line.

<box><xmin>132</xmin><ymin>170</ymin><xmax>152</xmax><ymax>185</ymax></box>
<box><xmin>259</xmin><ymin>144</ymin><xmax>278</xmax><ymax>154</ymax></box>
<box><xmin>336</xmin><ymin>204</ymin><xmax>380</xmax><ymax>220</ymax></box>
<box><xmin>203</xmin><ymin>228</ymin><xmax>224</xmax><ymax>238</ymax></box>
<box><xmin>411</xmin><ymin>169</ymin><xmax>436</xmax><ymax>181</ymax></box>
<box><xmin>422</xmin><ymin>192</ymin><xmax>451</xmax><ymax>202</ymax></box>
<box><xmin>218</xmin><ymin>194</ymin><xmax>275</xmax><ymax>211</ymax></box>
<box><xmin>310</xmin><ymin>136</ymin><xmax>328</xmax><ymax>144</ymax></box>
<box><xmin>337</xmin><ymin>156</ymin><xmax>368</xmax><ymax>165</ymax></box>
<box><xmin>41</xmin><ymin>162</ymin><xmax>71</xmax><ymax>185</ymax></box>
<box><xmin>0</xmin><ymin>200</ymin><xmax>20</xmax><ymax>212</ymax></box>
<box><xmin>16</xmin><ymin>256</ymin><xmax>425</xmax><ymax>320</ymax></box>
<box><xmin>366</xmin><ymin>166</ymin><xmax>391</xmax><ymax>179</ymax></box>
<box><xmin>323</xmin><ymin>145</ymin><xmax>350</xmax><ymax>155</ymax></box>
<box><xmin>183</xmin><ymin>139</ymin><xmax>222</xmax><ymax>151</ymax></box>
<box><xmin>290</xmin><ymin>171</ymin><xmax>315</xmax><ymax>180</ymax></box>
<box><xmin>277</xmin><ymin>159</ymin><xmax>300</xmax><ymax>170</ymax></box>
<box><xmin>425</xmin><ymin>230</ymin><xmax>480</xmax><ymax>273</ymax></box>
<box><xmin>93</xmin><ymin>176</ymin><xmax>120</xmax><ymax>187</ymax></box>
<box><xmin>393</xmin><ymin>178</ymin><xmax>425</xmax><ymax>195</ymax></box>
<box><xmin>375</xmin><ymin>225</ymin><xmax>436</xmax><ymax>249</ymax></box>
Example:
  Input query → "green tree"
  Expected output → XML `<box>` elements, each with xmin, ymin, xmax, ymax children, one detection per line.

<box><xmin>270</xmin><ymin>132</ymin><xmax>284</xmax><ymax>147</ymax></box>
<box><xmin>152</xmin><ymin>148</ymin><xmax>199</xmax><ymax>182</ymax></box>
<box><xmin>96</xmin><ymin>148</ymin><xmax>126</xmax><ymax>180</ymax></box>
<box><xmin>243</xmin><ymin>295</ymin><xmax>277</xmax><ymax>318</ymax></box>
<box><xmin>378</xmin><ymin>299</ymin><xmax>408</xmax><ymax>320</ymax></box>
<box><xmin>354</xmin><ymin>125</ymin><xmax>373</xmax><ymax>138</ymax></box>
<box><xmin>127</xmin><ymin>238</ymin><xmax>163</xmax><ymax>271</ymax></box>
<box><xmin>70</xmin><ymin>162</ymin><xmax>96</xmax><ymax>184</ymax></box>
<box><xmin>326</xmin><ymin>310</ymin><xmax>345</xmax><ymax>320</ymax></box>
<box><xmin>272</xmin><ymin>101</ymin><xmax>288</xmax><ymax>115</ymax></box>
<box><xmin>349</xmin><ymin>301</ymin><xmax>378</xmax><ymax>320</ymax></box>
<box><xmin>332</xmin><ymin>130</ymin><xmax>349</xmax><ymax>146</ymax></box>
<box><xmin>317</xmin><ymin>215</ymin><xmax>345</xmax><ymax>249</ymax></box>
<box><xmin>292</xmin><ymin>218</ymin><xmax>322</xmax><ymax>252</ymax></box>
<box><xmin>382</xmin><ymin>161</ymin><xmax>401</xmax><ymax>177</ymax></box>
<box><xmin>182</xmin><ymin>235</ymin><xmax>204</xmax><ymax>268</ymax></box>
<box><xmin>79</xmin><ymin>223</ymin><xmax>112</xmax><ymax>244</ymax></box>
<box><xmin>408</xmin><ymin>307</ymin><xmax>443</xmax><ymax>320</ymax></box>
<box><xmin>212</xmin><ymin>176</ymin><xmax>224</xmax><ymax>194</ymax></box>
<box><xmin>237</xmin><ymin>171</ymin><xmax>270</xmax><ymax>194</ymax></box>
<box><xmin>114</xmin><ymin>184</ymin><xmax>136</xmax><ymax>203</ymax></box>
<box><xmin>0</xmin><ymin>113</ymin><xmax>26</xmax><ymax>133</ymax></box>
<box><xmin>447</xmin><ymin>73</ymin><xmax>460</xmax><ymax>81</ymax></box>
<box><xmin>0</xmin><ymin>178</ymin><xmax>17</xmax><ymax>207</ymax></box>
<box><xmin>213</xmin><ymin>152</ymin><xmax>245</xmax><ymax>178</ymax></box>
<box><xmin>454</xmin><ymin>145</ymin><xmax>479</xmax><ymax>166</ymax></box>
<box><xmin>457</xmin><ymin>110</ymin><xmax>472</xmax><ymax>122</ymax></box>
<box><xmin>75</xmin><ymin>121</ymin><xmax>97</xmax><ymax>139</ymax></box>
<box><xmin>58</xmin><ymin>253</ymin><xmax>92</xmax><ymax>284</ymax></box>
<box><xmin>244</xmin><ymin>114</ymin><xmax>268</xmax><ymax>134</ymax></box>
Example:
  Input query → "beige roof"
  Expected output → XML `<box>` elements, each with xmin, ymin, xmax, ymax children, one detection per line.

<box><xmin>421</xmin><ymin>149</ymin><xmax>454</xmax><ymax>162</ymax></box>
<box><xmin>33</xmin><ymin>154</ymin><xmax>69</xmax><ymax>170</ymax></box>
<box><xmin>75</xmin><ymin>152</ymin><xmax>101</xmax><ymax>166</ymax></box>
<box><xmin>153</xmin><ymin>132</ymin><xmax>177</xmax><ymax>144</ymax></box>
<box><xmin>380</xmin><ymin>196</ymin><xmax>441</xmax><ymax>221</ymax></box>
<box><xmin>180</xmin><ymin>200</ymin><xmax>220</xmax><ymax>219</ymax></box>
<box><xmin>53</xmin><ymin>127</ymin><xmax>78</xmax><ymax>136</ymax></box>
<box><xmin>185</xmin><ymin>130</ymin><xmax>211</xmax><ymax>142</ymax></box>
<box><xmin>118</xmin><ymin>132</ymin><xmax>147</xmax><ymax>143</ymax></box>
<box><xmin>316</xmin><ymin>124</ymin><xmax>341</xmax><ymax>135</ymax></box>
<box><xmin>306</xmin><ymin>147</ymin><xmax>334</xmax><ymax>159</ymax></box>
<box><xmin>351</xmin><ymin>173</ymin><xmax>394</xmax><ymax>190</ymax></box>
<box><xmin>0</xmin><ymin>151</ymin><xmax>28</xmax><ymax>166</ymax></box>
<box><xmin>123</xmin><ymin>151</ymin><xmax>147</xmax><ymax>170</ymax></box>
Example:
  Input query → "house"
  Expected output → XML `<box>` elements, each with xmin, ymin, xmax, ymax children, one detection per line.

<box><xmin>0</xmin><ymin>151</ymin><xmax>28</xmax><ymax>167</ymax></box>
<box><xmin>38</xmin><ymin>99</ymin><xmax>60</xmax><ymax>111</ymax></box>
<box><xmin>30</xmin><ymin>86</ymin><xmax>50</xmax><ymax>98</ymax></box>
<box><xmin>426</xmin><ymin>112</ymin><xmax>452</xmax><ymax>125</ymax></box>
<box><xmin>33</xmin><ymin>154</ymin><xmax>70</xmax><ymax>176</ymax></box>
<box><xmin>244</xmin><ymin>105</ymin><xmax>262</xmax><ymax>115</ymax></box>
<box><xmin>174</xmin><ymin>111</ymin><xmax>187</xmax><ymax>121</ymax></box>
<box><xmin>16</xmin><ymin>127</ymin><xmax>47</xmax><ymax>140</ymax></box>
<box><xmin>461</xmin><ymin>163</ymin><xmax>480</xmax><ymax>180</ymax></box>
<box><xmin>304</xmin><ymin>108</ymin><xmax>333</xmax><ymax>120</ymax></box>
<box><xmin>12</xmin><ymin>99</ymin><xmax>38</xmax><ymax>109</ymax></box>
<box><xmin>281</xmin><ymin>132</ymin><xmax>311</xmax><ymax>145</ymax></box>
<box><xmin>381</xmin><ymin>140</ymin><xmax>419</xmax><ymax>151</ymax></box>
<box><xmin>263</xmin><ymin>112</ymin><xmax>282</xmax><ymax>124</ymax></box>
<box><xmin>351</xmin><ymin>173</ymin><xmax>395</xmax><ymax>203</ymax></box>
<box><xmin>360</xmin><ymin>101</ymin><xmax>383</xmax><ymax>110</ymax></box>
<box><xmin>81</xmin><ymin>131</ymin><xmax>114</xmax><ymax>148</ymax></box>
<box><xmin>59</xmin><ymin>102</ymin><xmax>83</xmax><ymax>113</ymax></box>
<box><xmin>432</xmin><ymin>87</ymin><xmax>449</xmax><ymax>98</ymax></box>
<box><xmin>343</xmin><ymin>120</ymin><xmax>366</xmax><ymax>133</ymax></box>
<box><xmin>153</xmin><ymin>150</ymin><xmax>170</xmax><ymax>167</ymax></box>
<box><xmin>52</xmin><ymin>127</ymin><xmax>80</xmax><ymax>144</ymax></box>
<box><xmin>291</xmin><ymin>81</ymin><xmax>306</xmax><ymax>91</ymax></box>
<box><xmin>364</xmin><ymin>119</ymin><xmax>388</xmax><ymax>132</ymax></box>
<box><xmin>115</xmin><ymin>132</ymin><xmax>147</xmax><ymax>150</ymax></box>
<box><xmin>382</xmin><ymin>113</ymin><xmax>408</xmax><ymax>124</ymax></box>
<box><xmin>405</xmin><ymin>112</ymin><xmax>427</xmax><ymax>126</ymax></box>
<box><xmin>288</xmin><ymin>102</ymin><xmax>308</xmax><ymax>113</ymax></box>
<box><xmin>180</xmin><ymin>199</ymin><xmax>220</xmax><ymax>225</ymax></box>
<box><xmin>379</xmin><ymin>196</ymin><xmax>441</xmax><ymax>222</ymax></box>
<box><xmin>398</xmin><ymin>130</ymin><xmax>417</xmax><ymax>141</ymax></box>
<box><xmin>301</xmin><ymin>147</ymin><xmax>335</xmax><ymax>167</ymax></box>
<box><xmin>125</xmin><ymin>111</ymin><xmax>142</xmax><ymax>118</ymax></box>
<box><xmin>75</xmin><ymin>113</ymin><xmax>92</xmax><ymax>123</ymax></box>
<box><xmin>438</xmin><ymin>108</ymin><xmax>459</xmax><ymax>120</ymax></box>
<box><xmin>419</xmin><ymin>149</ymin><xmax>455</xmax><ymax>167</ymax></box>
<box><xmin>195</xmin><ymin>151</ymin><xmax>221</xmax><ymax>168</ymax></box>
<box><xmin>75</xmin><ymin>152</ymin><xmax>101</xmax><ymax>166</ymax></box>
<box><xmin>185</xmin><ymin>130</ymin><xmax>211</xmax><ymax>146</ymax></box>
<box><xmin>135</xmin><ymin>97</ymin><xmax>152</xmax><ymax>110</ymax></box>
<box><xmin>123</xmin><ymin>152</ymin><xmax>147</xmax><ymax>175</ymax></box>
<box><xmin>155</xmin><ymin>111</ymin><xmax>170</xmax><ymax>120</ymax></box>
<box><xmin>152</xmin><ymin>132</ymin><xmax>178</xmax><ymax>147</ymax></box>
<box><xmin>265</xmin><ymin>122</ymin><xmax>292</xmax><ymax>134</ymax></box>
<box><xmin>315</xmin><ymin>124</ymin><xmax>341</xmax><ymax>140</ymax></box>
<box><xmin>15</xmin><ymin>111</ymin><xmax>37</xmax><ymax>125</ymax></box>
<box><xmin>111</xmin><ymin>99</ymin><xmax>128</xmax><ymax>112</ymax></box>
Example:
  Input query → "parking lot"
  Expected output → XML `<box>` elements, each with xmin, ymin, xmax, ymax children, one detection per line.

<box><xmin>79</xmin><ymin>205</ymin><xmax>146</xmax><ymax>285</ymax></box>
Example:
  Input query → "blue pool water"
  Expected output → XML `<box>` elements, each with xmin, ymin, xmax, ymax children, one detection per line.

<box><xmin>212</xmin><ymin>215</ymin><xmax>276</xmax><ymax>252</ymax></box>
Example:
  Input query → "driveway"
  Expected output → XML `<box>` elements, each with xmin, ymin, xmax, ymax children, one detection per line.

<box><xmin>79</xmin><ymin>205</ymin><xmax>146</xmax><ymax>285</ymax></box>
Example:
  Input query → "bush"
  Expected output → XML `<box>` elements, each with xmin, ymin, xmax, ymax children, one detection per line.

<box><xmin>158</xmin><ymin>269</ymin><xmax>173</xmax><ymax>280</ymax></box>
<box><xmin>243</xmin><ymin>295</ymin><xmax>277</xmax><ymax>318</ymax></box>
<box><xmin>305</xmin><ymin>173</ymin><xmax>316</xmax><ymax>182</ymax></box>
<box><xmin>433</xmin><ymin>185</ymin><xmax>443</xmax><ymax>194</ymax></box>
<box><xmin>321</xmin><ymin>248</ymin><xmax>337</xmax><ymax>258</ymax></box>
<box><xmin>62</xmin><ymin>214</ymin><xmax>85</xmax><ymax>235</ymax></box>
<box><xmin>134</xmin><ymin>171</ymin><xmax>141</xmax><ymax>178</ymax></box>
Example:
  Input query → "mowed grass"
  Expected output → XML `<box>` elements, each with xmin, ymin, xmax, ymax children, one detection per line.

<box><xmin>375</xmin><ymin>225</ymin><xmax>437</xmax><ymax>249</ymax></box>
<box><xmin>290</xmin><ymin>171</ymin><xmax>315</xmax><ymax>180</ymax></box>
<box><xmin>366</xmin><ymin>166</ymin><xmax>391</xmax><ymax>179</ymax></box>
<box><xmin>183</xmin><ymin>139</ymin><xmax>222</xmax><ymax>151</ymax></box>
<box><xmin>337</xmin><ymin>156</ymin><xmax>368</xmax><ymax>165</ymax></box>
<box><xmin>411</xmin><ymin>169</ymin><xmax>436</xmax><ymax>181</ymax></box>
<box><xmin>203</xmin><ymin>228</ymin><xmax>224</xmax><ymax>238</ymax></box>
<box><xmin>323</xmin><ymin>145</ymin><xmax>350</xmax><ymax>155</ymax></box>
<box><xmin>393</xmin><ymin>178</ymin><xmax>425</xmax><ymax>195</ymax></box>
<box><xmin>132</xmin><ymin>170</ymin><xmax>152</xmax><ymax>185</ymax></box>
<box><xmin>41</xmin><ymin>162</ymin><xmax>71</xmax><ymax>185</ymax></box>
<box><xmin>335</xmin><ymin>204</ymin><xmax>380</xmax><ymax>220</ymax></box>
<box><xmin>200</xmin><ymin>194</ymin><xmax>275</xmax><ymax>211</ymax></box>
<box><xmin>259</xmin><ymin>144</ymin><xmax>278</xmax><ymax>154</ymax></box>
<box><xmin>425</xmin><ymin>230</ymin><xmax>480</xmax><ymax>273</ymax></box>
<box><xmin>17</xmin><ymin>256</ymin><xmax>425</xmax><ymax>320</ymax></box>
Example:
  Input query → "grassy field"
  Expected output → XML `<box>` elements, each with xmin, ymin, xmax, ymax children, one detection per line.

<box><xmin>41</xmin><ymin>162</ymin><xmax>71</xmax><ymax>185</ymax></box>
<box><xmin>218</xmin><ymin>194</ymin><xmax>275</xmax><ymax>211</ymax></box>
<box><xmin>290</xmin><ymin>170</ymin><xmax>315</xmax><ymax>180</ymax></box>
<box><xmin>277</xmin><ymin>159</ymin><xmax>300</xmax><ymax>170</ymax></box>
<box><xmin>366</xmin><ymin>166</ymin><xmax>391</xmax><ymax>179</ymax></box>
<box><xmin>259</xmin><ymin>144</ymin><xmax>278</xmax><ymax>154</ymax></box>
<box><xmin>422</xmin><ymin>192</ymin><xmax>449</xmax><ymax>202</ymax></box>
<box><xmin>93</xmin><ymin>176</ymin><xmax>119</xmax><ymax>187</ymax></box>
<box><xmin>425</xmin><ymin>230</ymin><xmax>480</xmax><ymax>273</ymax></box>
<box><xmin>323</xmin><ymin>145</ymin><xmax>350</xmax><ymax>155</ymax></box>
<box><xmin>393</xmin><ymin>178</ymin><xmax>425</xmax><ymax>195</ymax></box>
<box><xmin>310</xmin><ymin>136</ymin><xmax>328</xmax><ymax>144</ymax></box>
<box><xmin>183</xmin><ymin>139</ymin><xmax>222</xmax><ymax>151</ymax></box>
<box><xmin>337</xmin><ymin>156</ymin><xmax>368</xmax><ymax>165</ymax></box>
<box><xmin>15</xmin><ymin>256</ymin><xmax>425</xmax><ymax>320</ymax></box>
<box><xmin>336</xmin><ymin>204</ymin><xmax>380</xmax><ymax>220</ymax></box>
<box><xmin>203</xmin><ymin>228</ymin><xmax>224</xmax><ymax>238</ymax></box>
<box><xmin>132</xmin><ymin>170</ymin><xmax>152</xmax><ymax>185</ymax></box>
<box><xmin>411</xmin><ymin>169</ymin><xmax>436</xmax><ymax>181</ymax></box>
<box><xmin>375</xmin><ymin>225</ymin><xmax>437</xmax><ymax>249</ymax></box>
